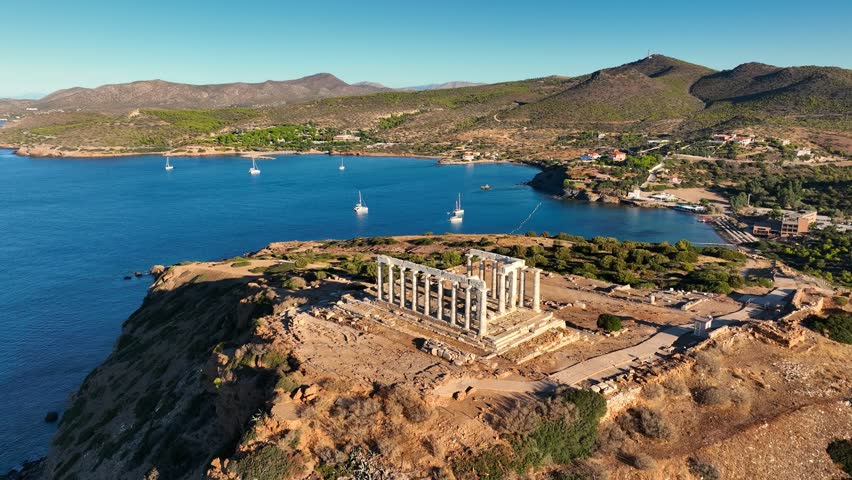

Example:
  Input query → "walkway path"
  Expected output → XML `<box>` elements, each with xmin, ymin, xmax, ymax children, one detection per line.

<box><xmin>433</xmin><ymin>277</ymin><xmax>797</xmax><ymax>393</ymax></box>
<box><xmin>433</xmin><ymin>377</ymin><xmax>553</xmax><ymax>396</ymax></box>
<box><xmin>548</xmin><ymin>324</ymin><xmax>692</xmax><ymax>385</ymax></box>
<box><xmin>548</xmin><ymin>301</ymin><xmax>770</xmax><ymax>386</ymax></box>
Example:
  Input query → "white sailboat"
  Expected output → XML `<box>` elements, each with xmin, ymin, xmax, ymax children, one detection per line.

<box><xmin>353</xmin><ymin>191</ymin><xmax>368</xmax><ymax>214</ymax></box>
<box><xmin>249</xmin><ymin>158</ymin><xmax>261</xmax><ymax>175</ymax></box>
<box><xmin>164</xmin><ymin>157</ymin><xmax>174</xmax><ymax>171</ymax></box>
<box><xmin>449</xmin><ymin>193</ymin><xmax>463</xmax><ymax>223</ymax></box>
<box><xmin>338</xmin><ymin>158</ymin><xmax>346</xmax><ymax>171</ymax></box>
<box><xmin>452</xmin><ymin>193</ymin><xmax>464</xmax><ymax>217</ymax></box>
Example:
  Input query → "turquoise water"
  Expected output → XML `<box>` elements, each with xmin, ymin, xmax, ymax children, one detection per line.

<box><xmin>0</xmin><ymin>149</ymin><xmax>722</xmax><ymax>470</ymax></box>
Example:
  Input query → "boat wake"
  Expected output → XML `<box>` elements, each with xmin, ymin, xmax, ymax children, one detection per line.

<box><xmin>510</xmin><ymin>202</ymin><xmax>541</xmax><ymax>234</ymax></box>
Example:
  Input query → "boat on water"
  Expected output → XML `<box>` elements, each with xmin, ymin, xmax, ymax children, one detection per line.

<box><xmin>480</xmin><ymin>184</ymin><xmax>491</xmax><ymax>190</ymax></box>
<box><xmin>449</xmin><ymin>193</ymin><xmax>463</xmax><ymax>222</ymax></box>
<box><xmin>452</xmin><ymin>193</ymin><xmax>464</xmax><ymax>217</ymax></box>
<box><xmin>339</xmin><ymin>158</ymin><xmax>345</xmax><ymax>171</ymax></box>
<box><xmin>164</xmin><ymin>157</ymin><xmax>174</xmax><ymax>171</ymax></box>
<box><xmin>353</xmin><ymin>191</ymin><xmax>368</xmax><ymax>214</ymax></box>
<box><xmin>249</xmin><ymin>158</ymin><xmax>261</xmax><ymax>175</ymax></box>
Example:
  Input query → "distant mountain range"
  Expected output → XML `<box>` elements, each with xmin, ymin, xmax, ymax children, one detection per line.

<box><xmin>0</xmin><ymin>76</ymin><xmax>485</xmax><ymax>113</ymax></box>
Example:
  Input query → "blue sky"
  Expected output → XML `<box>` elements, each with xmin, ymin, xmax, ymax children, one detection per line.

<box><xmin>2</xmin><ymin>0</ymin><xmax>851</xmax><ymax>98</ymax></box>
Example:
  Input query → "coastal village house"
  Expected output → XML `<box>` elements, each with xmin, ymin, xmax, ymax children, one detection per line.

<box><xmin>609</xmin><ymin>150</ymin><xmax>627</xmax><ymax>162</ymax></box>
<box><xmin>579</xmin><ymin>152</ymin><xmax>602</xmax><ymax>161</ymax></box>
<box><xmin>733</xmin><ymin>135</ymin><xmax>754</xmax><ymax>146</ymax></box>
<box><xmin>711</xmin><ymin>134</ymin><xmax>733</xmax><ymax>143</ymax></box>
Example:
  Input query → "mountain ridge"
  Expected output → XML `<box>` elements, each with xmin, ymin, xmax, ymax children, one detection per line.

<box><xmin>29</xmin><ymin>73</ymin><xmax>391</xmax><ymax>112</ymax></box>
<box><xmin>2</xmin><ymin>55</ymin><xmax>850</xmax><ymax>153</ymax></box>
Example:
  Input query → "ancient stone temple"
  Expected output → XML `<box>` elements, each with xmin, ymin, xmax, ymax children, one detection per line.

<box><xmin>373</xmin><ymin>250</ymin><xmax>558</xmax><ymax>354</ymax></box>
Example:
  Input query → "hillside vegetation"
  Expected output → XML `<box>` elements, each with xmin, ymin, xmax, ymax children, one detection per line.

<box><xmin>1</xmin><ymin>55</ymin><xmax>850</xmax><ymax>155</ymax></box>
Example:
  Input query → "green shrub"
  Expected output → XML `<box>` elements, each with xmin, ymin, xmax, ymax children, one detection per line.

<box><xmin>276</xmin><ymin>373</ymin><xmax>302</xmax><ymax>393</ymax></box>
<box><xmin>453</xmin><ymin>390</ymin><xmax>606</xmax><ymax>479</ymax></box>
<box><xmin>263</xmin><ymin>350</ymin><xmax>290</xmax><ymax>370</ymax></box>
<box><xmin>306</xmin><ymin>270</ymin><xmax>328</xmax><ymax>282</ymax></box>
<box><xmin>266</xmin><ymin>262</ymin><xmax>296</xmax><ymax>275</ymax></box>
<box><xmin>597</xmin><ymin>314</ymin><xmax>623</xmax><ymax>332</ymax></box>
<box><xmin>282</xmin><ymin>277</ymin><xmax>307</xmax><ymax>290</ymax></box>
<box><xmin>805</xmin><ymin>312</ymin><xmax>852</xmax><ymax>344</ymax></box>
<box><xmin>441</xmin><ymin>250</ymin><xmax>463</xmax><ymax>268</ymax></box>
<box><xmin>231</xmin><ymin>260</ymin><xmax>251</xmax><ymax>268</ymax></box>
<box><xmin>834</xmin><ymin>296</ymin><xmax>849</xmax><ymax>307</ymax></box>
<box><xmin>230</xmin><ymin>444</ymin><xmax>295</xmax><ymax>480</ymax></box>
<box><xmin>827</xmin><ymin>439</ymin><xmax>852</xmax><ymax>476</ymax></box>
<box><xmin>359</xmin><ymin>263</ymin><xmax>377</xmax><ymax>280</ymax></box>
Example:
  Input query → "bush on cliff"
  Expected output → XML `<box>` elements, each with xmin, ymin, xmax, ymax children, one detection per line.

<box><xmin>230</xmin><ymin>444</ymin><xmax>297</xmax><ymax>480</ymax></box>
<box><xmin>452</xmin><ymin>389</ymin><xmax>606</xmax><ymax>479</ymax></box>
<box><xmin>282</xmin><ymin>277</ymin><xmax>307</xmax><ymax>290</ymax></box>
<box><xmin>805</xmin><ymin>312</ymin><xmax>852</xmax><ymax>344</ymax></box>
<box><xmin>827</xmin><ymin>439</ymin><xmax>852</xmax><ymax>476</ymax></box>
<box><xmin>597</xmin><ymin>314</ymin><xmax>623</xmax><ymax>332</ymax></box>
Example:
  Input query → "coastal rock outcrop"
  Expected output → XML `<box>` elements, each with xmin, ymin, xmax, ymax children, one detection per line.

<box><xmin>38</xmin><ymin>264</ymin><xmax>277</xmax><ymax>479</ymax></box>
<box><xmin>149</xmin><ymin>264</ymin><xmax>166</xmax><ymax>277</ymax></box>
<box><xmin>528</xmin><ymin>166</ymin><xmax>567</xmax><ymax>196</ymax></box>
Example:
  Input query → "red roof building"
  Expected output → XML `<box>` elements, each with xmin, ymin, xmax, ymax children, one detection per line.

<box><xmin>610</xmin><ymin>150</ymin><xmax>627</xmax><ymax>161</ymax></box>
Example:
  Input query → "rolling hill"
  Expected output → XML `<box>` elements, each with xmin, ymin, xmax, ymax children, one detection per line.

<box><xmin>28</xmin><ymin>74</ymin><xmax>391</xmax><ymax>112</ymax></box>
<box><xmin>503</xmin><ymin>55</ymin><xmax>713</xmax><ymax>126</ymax></box>
<box><xmin>1</xmin><ymin>55</ymin><xmax>850</xmax><ymax>155</ymax></box>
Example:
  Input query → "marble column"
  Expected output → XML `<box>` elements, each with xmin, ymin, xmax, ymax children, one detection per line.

<box><xmin>508</xmin><ymin>270</ymin><xmax>517</xmax><ymax>311</ymax></box>
<box><xmin>464</xmin><ymin>285</ymin><xmax>472</xmax><ymax>330</ymax></box>
<box><xmin>478</xmin><ymin>287</ymin><xmax>488</xmax><ymax>338</ymax></box>
<box><xmin>479</xmin><ymin>259</ymin><xmax>486</xmax><ymax>281</ymax></box>
<box><xmin>533</xmin><ymin>268</ymin><xmax>541</xmax><ymax>313</ymax></box>
<box><xmin>466</xmin><ymin>255</ymin><xmax>473</xmax><ymax>276</ymax></box>
<box><xmin>422</xmin><ymin>274</ymin><xmax>431</xmax><ymax>317</ymax></box>
<box><xmin>399</xmin><ymin>267</ymin><xmax>406</xmax><ymax>308</ymax></box>
<box><xmin>497</xmin><ymin>272</ymin><xmax>506</xmax><ymax>314</ymax></box>
<box><xmin>450</xmin><ymin>282</ymin><xmax>458</xmax><ymax>325</ymax></box>
<box><xmin>376</xmin><ymin>262</ymin><xmax>383</xmax><ymax>301</ymax></box>
<box><xmin>388</xmin><ymin>265</ymin><xmax>394</xmax><ymax>303</ymax></box>
<box><xmin>519</xmin><ymin>267</ymin><xmax>526</xmax><ymax>309</ymax></box>
<box><xmin>411</xmin><ymin>270</ymin><xmax>418</xmax><ymax>313</ymax></box>
<box><xmin>491</xmin><ymin>261</ymin><xmax>499</xmax><ymax>298</ymax></box>
<box><xmin>437</xmin><ymin>279</ymin><xmax>444</xmax><ymax>322</ymax></box>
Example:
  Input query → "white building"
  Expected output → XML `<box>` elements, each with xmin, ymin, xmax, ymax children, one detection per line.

<box><xmin>333</xmin><ymin>134</ymin><xmax>361</xmax><ymax>142</ymax></box>
<box><xmin>650</xmin><ymin>192</ymin><xmax>678</xmax><ymax>202</ymax></box>
<box><xmin>626</xmin><ymin>188</ymin><xmax>642</xmax><ymax>200</ymax></box>
<box><xmin>693</xmin><ymin>317</ymin><xmax>713</xmax><ymax>338</ymax></box>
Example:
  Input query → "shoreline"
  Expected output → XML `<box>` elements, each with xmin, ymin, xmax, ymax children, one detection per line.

<box><xmin>1</xmin><ymin>144</ymin><xmax>446</xmax><ymax>161</ymax></box>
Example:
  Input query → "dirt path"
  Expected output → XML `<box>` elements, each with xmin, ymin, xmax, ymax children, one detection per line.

<box><xmin>433</xmin><ymin>376</ymin><xmax>554</xmax><ymax>396</ymax></box>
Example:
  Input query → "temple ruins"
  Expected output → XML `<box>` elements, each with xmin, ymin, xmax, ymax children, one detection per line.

<box><xmin>371</xmin><ymin>249</ymin><xmax>563</xmax><ymax>354</ymax></box>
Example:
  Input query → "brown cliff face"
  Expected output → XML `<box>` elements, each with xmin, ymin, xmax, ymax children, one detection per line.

<box><xmin>40</xmin><ymin>264</ymin><xmax>277</xmax><ymax>479</ymax></box>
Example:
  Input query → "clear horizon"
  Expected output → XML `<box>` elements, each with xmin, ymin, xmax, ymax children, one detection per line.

<box><xmin>3</xmin><ymin>0</ymin><xmax>851</xmax><ymax>98</ymax></box>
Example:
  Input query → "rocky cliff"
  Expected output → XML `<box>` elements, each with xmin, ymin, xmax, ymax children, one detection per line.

<box><xmin>38</xmin><ymin>263</ymin><xmax>280</xmax><ymax>479</ymax></box>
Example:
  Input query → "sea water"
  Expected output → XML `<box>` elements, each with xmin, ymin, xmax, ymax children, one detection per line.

<box><xmin>0</xmin><ymin>150</ymin><xmax>721</xmax><ymax>469</ymax></box>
